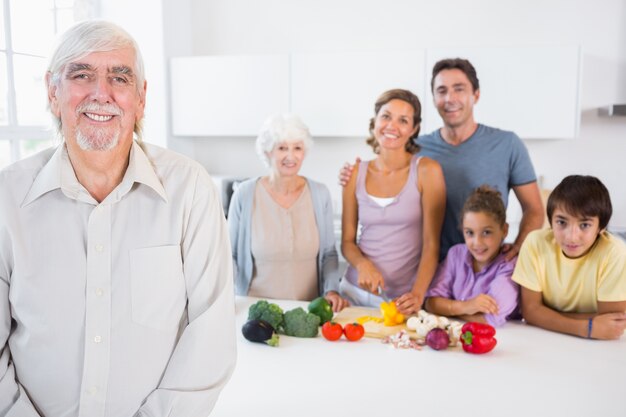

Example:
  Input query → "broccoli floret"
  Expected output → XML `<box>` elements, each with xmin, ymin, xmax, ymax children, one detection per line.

<box><xmin>248</xmin><ymin>300</ymin><xmax>284</xmax><ymax>331</ymax></box>
<box><xmin>282</xmin><ymin>307</ymin><xmax>320</xmax><ymax>338</ymax></box>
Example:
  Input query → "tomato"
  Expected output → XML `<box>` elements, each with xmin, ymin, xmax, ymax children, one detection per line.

<box><xmin>321</xmin><ymin>322</ymin><xmax>343</xmax><ymax>341</ymax></box>
<box><xmin>343</xmin><ymin>322</ymin><xmax>365</xmax><ymax>342</ymax></box>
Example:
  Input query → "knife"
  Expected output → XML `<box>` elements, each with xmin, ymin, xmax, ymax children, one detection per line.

<box><xmin>377</xmin><ymin>285</ymin><xmax>391</xmax><ymax>302</ymax></box>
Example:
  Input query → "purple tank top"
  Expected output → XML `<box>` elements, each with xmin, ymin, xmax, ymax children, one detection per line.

<box><xmin>345</xmin><ymin>155</ymin><xmax>423</xmax><ymax>298</ymax></box>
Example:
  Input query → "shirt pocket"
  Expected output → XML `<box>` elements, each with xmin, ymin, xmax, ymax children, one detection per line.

<box><xmin>130</xmin><ymin>245</ymin><xmax>186</xmax><ymax>331</ymax></box>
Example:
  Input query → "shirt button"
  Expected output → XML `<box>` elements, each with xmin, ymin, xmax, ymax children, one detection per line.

<box><xmin>87</xmin><ymin>386</ymin><xmax>98</xmax><ymax>395</ymax></box>
<box><xmin>95</xmin><ymin>288</ymin><xmax>104</xmax><ymax>297</ymax></box>
<box><xmin>96</xmin><ymin>205</ymin><xmax>103</xmax><ymax>211</ymax></box>
<box><xmin>94</xmin><ymin>335</ymin><xmax>102</xmax><ymax>343</ymax></box>
<box><xmin>95</xmin><ymin>244</ymin><xmax>104</xmax><ymax>252</ymax></box>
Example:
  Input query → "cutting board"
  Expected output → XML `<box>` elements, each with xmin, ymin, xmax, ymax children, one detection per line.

<box><xmin>332</xmin><ymin>306</ymin><xmax>417</xmax><ymax>339</ymax></box>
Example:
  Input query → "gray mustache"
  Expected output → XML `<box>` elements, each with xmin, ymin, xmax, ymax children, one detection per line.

<box><xmin>76</xmin><ymin>102</ymin><xmax>123</xmax><ymax>116</ymax></box>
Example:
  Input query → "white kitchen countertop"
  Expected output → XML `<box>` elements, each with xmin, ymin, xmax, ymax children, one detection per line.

<box><xmin>210</xmin><ymin>296</ymin><xmax>626</xmax><ymax>417</ymax></box>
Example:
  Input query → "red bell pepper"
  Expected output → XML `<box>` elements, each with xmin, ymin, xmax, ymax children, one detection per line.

<box><xmin>460</xmin><ymin>322</ymin><xmax>497</xmax><ymax>354</ymax></box>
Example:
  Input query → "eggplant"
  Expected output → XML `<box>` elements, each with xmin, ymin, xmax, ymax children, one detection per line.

<box><xmin>242</xmin><ymin>319</ymin><xmax>279</xmax><ymax>347</ymax></box>
<box><xmin>425</xmin><ymin>328</ymin><xmax>450</xmax><ymax>351</ymax></box>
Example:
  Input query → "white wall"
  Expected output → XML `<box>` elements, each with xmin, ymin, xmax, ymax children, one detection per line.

<box><xmin>99</xmin><ymin>0</ymin><xmax>168</xmax><ymax>148</ymax></box>
<box><xmin>165</xmin><ymin>0</ymin><xmax>626</xmax><ymax>227</ymax></box>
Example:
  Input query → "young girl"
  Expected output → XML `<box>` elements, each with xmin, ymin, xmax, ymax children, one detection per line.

<box><xmin>425</xmin><ymin>185</ymin><xmax>520</xmax><ymax>327</ymax></box>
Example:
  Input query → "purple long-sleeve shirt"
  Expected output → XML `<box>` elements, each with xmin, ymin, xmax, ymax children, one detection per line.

<box><xmin>426</xmin><ymin>244</ymin><xmax>520</xmax><ymax>327</ymax></box>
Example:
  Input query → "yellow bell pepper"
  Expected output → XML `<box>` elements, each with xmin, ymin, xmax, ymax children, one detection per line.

<box><xmin>380</xmin><ymin>301</ymin><xmax>405</xmax><ymax>326</ymax></box>
<box><xmin>356</xmin><ymin>315</ymin><xmax>384</xmax><ymax>325</ymax></box>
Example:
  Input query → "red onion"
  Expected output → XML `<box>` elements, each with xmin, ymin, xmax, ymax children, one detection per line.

<box><xmin>425</xmin><ymin>328</ymin><xmax>450</xmax><ymax>350</ymax></box>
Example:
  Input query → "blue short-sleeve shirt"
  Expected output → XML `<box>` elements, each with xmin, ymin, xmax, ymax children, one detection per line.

<box><xmin>416</xmin><ymin>124</ymin><xmax>536</xmax><ymax>259</ymax></box>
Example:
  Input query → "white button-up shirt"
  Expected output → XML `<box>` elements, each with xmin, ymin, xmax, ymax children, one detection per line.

<box><xmin>0</xmin><ymin>141</ymin><xmax>236</xmax><ymax>417</ymax></box>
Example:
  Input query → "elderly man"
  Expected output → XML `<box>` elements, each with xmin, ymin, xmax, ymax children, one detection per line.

<box><xmin>0</xmin><ymin>21</ymin><xmax>236</xmax><ymax>417</ymax></box>
<box><xmin>341</xmin><ymin>58</ymin><xmax>544</xmax><ymax>262</ymax></box>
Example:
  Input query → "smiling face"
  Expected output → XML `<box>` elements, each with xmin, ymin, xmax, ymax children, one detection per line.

<box><xmin>551</xmin><ymin>207</ymin><xmax>602</xmax><ymax>258</ymax></box>
<box><xmin>463</xmin><ymin>211</ymin><xmax>508</xmax><ymax>272</ymax></box>
<box><xmin>47</xmin><ymin>47</ymin><xmax>146</xmax><ymax>152</ymax></box>
<box><xmin>267</xmin><ymin>140</ymin><xmax>306</xmax><ymax>178</ymax></box>
<box><xmin>373</xmin><ymin>99</ymin><xmax>418</xmax><ymax>152</ymax></box>
<box><xmin>432</xmin><ymin>68</ymin><xmax>479</xmax><ymax>129</ymax></box>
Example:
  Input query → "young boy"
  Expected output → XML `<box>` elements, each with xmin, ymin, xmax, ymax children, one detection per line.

<box><xmin>512</xmin><ymin>175</ymin><xmax>626</xmax><ymax>340</ymax></box>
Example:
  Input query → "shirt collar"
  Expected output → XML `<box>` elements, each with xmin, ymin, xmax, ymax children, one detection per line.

<box><xmin>463</xmin><ymin>245</ymin><xmax>506</xmax><ymax>274</ymax></box>
<box><xmin>21</xmin><ymin>141</ymin><xmax>168</xmax><ymax>207</ymax></box>
<box><xmin>22</xmin><ymin>144</ymin><xmax>70</xmax><ymax>207</ymax></box>
<box><xmin>463</xmin><ymin>247</ymin><xmax>476</xmax><ymax>270</ymax></box>
<box><xmin>107</xmin><ymin>141</ymin><xmax>168</xmax><ymax>204</ymax></box>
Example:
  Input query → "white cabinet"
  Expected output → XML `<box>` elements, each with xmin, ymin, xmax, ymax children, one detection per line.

<box><xmin>170</xmin><ymin>46</ymin><xmax>581</xmax><ymax>139</ymax></box>
<box><xmin>423</xmin><ymin>46</ymin><xmax>581</xmax><ymax>139</ymax></box>
<box><xmin>170</xmin><ymin>55</ymin><xmax>289</xmax><ymax>136</ymax></box>
<box><xmin>290</xmin><ymin>51</ymin><xmax>426</xmax><ymax>137</ymax></box>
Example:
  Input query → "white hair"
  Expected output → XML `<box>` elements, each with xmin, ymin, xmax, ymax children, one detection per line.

<box><xmin>255</xmin><ymin>114</ymin><xmax>314</xmax><ymax>168</ymax></box>
<box><xmin>46</xmin><ymin>20</ymin><xmax>145</xmax><ymax>140</ymax></box>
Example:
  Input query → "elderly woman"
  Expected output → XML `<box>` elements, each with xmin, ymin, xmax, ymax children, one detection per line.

<box><xmin>341</xmin><ymin>89</ymin><xmax>446</xmax><ymax>315</ymax></box>
<box><xmin>228</xmin><ymin>114</ymin><xmax>349</xmax><ymax>311</ymax></box>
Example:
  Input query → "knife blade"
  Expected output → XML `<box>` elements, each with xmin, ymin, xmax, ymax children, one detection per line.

<box><xmin>377</xmin><ymin>285</ymin><xmax>391</xmax><ymax>302</ymax></box>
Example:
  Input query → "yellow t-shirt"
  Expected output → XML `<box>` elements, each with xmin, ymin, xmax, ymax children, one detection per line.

<box><xmin>512</xmin><ymin>229</ymin><xmax>626</xmax><ymax>313</ymax></box>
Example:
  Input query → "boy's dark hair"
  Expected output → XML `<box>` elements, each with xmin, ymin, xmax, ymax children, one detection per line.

<box><xmin>547</xmin><ymin>175</ymin><xmax>612</xmax><ymax>230</ymax></box>
<box><xmin>461</xmin><ymin>185</ymin><xmax>506</xmax><ymax>227</ymax></box>
<box><xmin>431</xmin><ymin>58</ymin><xmax>480</xmax><ymax>92</ymax></box>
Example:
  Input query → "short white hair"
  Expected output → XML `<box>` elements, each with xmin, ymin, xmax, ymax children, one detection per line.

<box><xmin>46</xmin><ymin>20</ymin><xmax>145</xmax><ymax>140</ymax></box>
<box><xmin>255</xmin><ymin>114</ymin><xmax>314</xmax><ymax>168</ymax></box>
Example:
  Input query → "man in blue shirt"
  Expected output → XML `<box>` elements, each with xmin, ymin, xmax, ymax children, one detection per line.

<box><xmin>419</xmin><ymin>58</ymin><xmax>543</xmax><ymax>260</ymax></box>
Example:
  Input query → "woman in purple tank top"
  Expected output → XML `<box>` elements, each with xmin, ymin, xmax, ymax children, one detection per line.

<box><xmin>341</xmin><ymin>89</ymin><xmax>446</xmax><ymax>315</ymax></box>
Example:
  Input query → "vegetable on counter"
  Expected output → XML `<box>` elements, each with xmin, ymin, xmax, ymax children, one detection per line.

<box><xmin>343</xmin><ymin>322</ymin><xmax>365</xmax><ymax>341</ymax></box>
<box><xmin>248</xmin><ymin>300</ymin><xmax>284</xmax><ymax>331</ymax></box>
<box><xmin>425</xmin><ymin>328</ymin><xmax>450</xmax><ymax>351</ymax></box>
<box><xmin>382</xmin><ymin>330</ymin><xmax>422</xmax><ymax>350</ymax></box>
<box><xmin>460</xmin><ymin>322</ymin><xmax>497</xmax><ymax>354</ymax></box>
<box><xmin>308</xmin><ymin>297</ymin><xmax>333</xmax><ymax>324</ymax></box>
<box><xmin>242</xmin><ymin>319</ymin><xmax>279</xmax><ymax>347</ymax></box>
<box><xmin>282</xmin><ymin>307</ymin><xmax>321</xmax><ymax>338</ymax></box>
<box><xmin>380</xmin><ymin>301</ymin><xmax>405</xmax><ymax>326</ymax></box>
<box><xmin>321</xmin><ymin>322</ymin><xmax>343</xmax><ymax>341</ymax></box>
<box><xmin>406</xmin><ymin>311</ymin><xmax>463</xmax><ymax>346</ymax></box>
<box><xmin>356</xmin><ymin>315</ymin><xmax>383</xmax><ymax>325</ymax></box>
